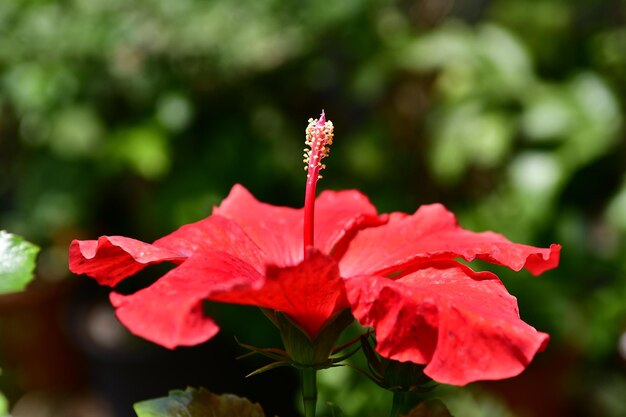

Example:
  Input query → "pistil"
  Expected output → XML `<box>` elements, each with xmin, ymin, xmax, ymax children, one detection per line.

<box><xmin>303</xmin><ymin>111</ymin><xmax>334</xmax><ymax>257</ymax></box>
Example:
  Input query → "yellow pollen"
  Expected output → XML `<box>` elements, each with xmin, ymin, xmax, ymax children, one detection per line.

<box><xmin>303</xmin><ymin>115</ymin><xmax>334</xmax><ymax>179</ymax></box>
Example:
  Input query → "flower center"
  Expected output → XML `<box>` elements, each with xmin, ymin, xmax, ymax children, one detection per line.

<box><xmin>303</xmin><ymin>111</ymin><xmax>334</xmax><ymax>256</ymax></box>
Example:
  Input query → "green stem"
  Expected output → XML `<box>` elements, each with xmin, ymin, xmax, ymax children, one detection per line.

<box><xmin>389</xmin><ymin>391</ymin><xmax>408</xmax><ymax>417</ymax></box>
<box><xmin>301</xmin><ymin>367</ymin><xmax>318</xmax><ymax>417</ymax></box>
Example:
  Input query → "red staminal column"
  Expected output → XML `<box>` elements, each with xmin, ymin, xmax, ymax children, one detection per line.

<box><xmin>302</xmin><ymin>111</ymin><xmax>334</xmax><ymax>257</ymax></box>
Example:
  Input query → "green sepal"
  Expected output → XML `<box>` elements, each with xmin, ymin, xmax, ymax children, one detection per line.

<box><xmin>0</xmin><ymin>231</ymin><xmax>40</xmax><ymax>294</ymax></box>
<box><xmin>133</xmin><ymin>387</ymin><xmax>266</xmax><ymax>417</ymax></box>
<box><xmin>384</xmin><ymin>361</ymin><xmax>434</xmax><ymax>393</ymax></box>
<box><xmin>245</xmin><ymin>360</ymin><xmax>291</xmax><ymax>378</ymax></box>
<box><xmin>276</xmin><ymin>309</ymin><xmax>353</xmax><ymax>367</ymax></box>
<box><xmin>360</xmin><ymin>334</ymin><xmax>435</xmax><ymax>393</ymax></box>
<box><xmin>235</xmin><ymin>338</ymin><xmax>289</xmax><ymax>361</ymax></box>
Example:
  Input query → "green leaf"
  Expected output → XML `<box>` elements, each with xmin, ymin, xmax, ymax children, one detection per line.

<box><xmin>403</xmin><ymin>399</ymin><xmax>454</xmax><ymax>417</ymax></box>
<box><xmin>0</xmin><ymin>231</ymin><xmax>39</xmax><ymax>294</ymax></box>
<box><xmin>133</xmin><ymin>387</ymin><xmax>266</xmax><ymax>417</ymax></box>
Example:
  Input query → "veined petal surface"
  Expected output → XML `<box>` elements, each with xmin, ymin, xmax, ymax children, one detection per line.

<box><xmin>69</xmin><ymin>215</ymin><xmax>266</xmax><ymax>287</ymax></box>
<box><xmin>345</xmin><ymin>261</ymin><xmax>549</xmax><ymax>385</ymax></box>
<box><xmin>340</xmin><ymin>204</ymin><xmax>560</xmax><ymax>277</ymax></box>
<box><xmin>110</xmin><ymin>250</ymin><xmax>265</xmax><ymax>349</ymax></box>
<box><xmin>69</xmin><ymin>236</ymin><xmax>186</xmax><ymax>287</ymax></box>
<box><xmin>212</xmin><ymin>249</ymin><xmax>348</xmax><ymax>339</ymax></box>
<box><xmin>214</xmin><ymin>185</ymin><xmax>383</xmax><ymax>266</ymax></box>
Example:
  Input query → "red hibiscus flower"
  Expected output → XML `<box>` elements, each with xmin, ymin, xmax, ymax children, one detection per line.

<box><xmin>69</xmin><ymin>113</ymin><xmax>560</xmax><ymax>386</ymax></box>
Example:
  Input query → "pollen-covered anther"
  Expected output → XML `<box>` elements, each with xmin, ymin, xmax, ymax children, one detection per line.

<box><xmin>303</xmin><ymin>116</ymin><xmax>334</xmax><ymax>177</ymax></box>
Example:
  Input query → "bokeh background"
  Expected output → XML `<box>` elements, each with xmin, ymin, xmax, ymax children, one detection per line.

<box><xmin>1</xmin><ymin>0</ymin><xmax>626</xmax><ymax>416</ymax></box>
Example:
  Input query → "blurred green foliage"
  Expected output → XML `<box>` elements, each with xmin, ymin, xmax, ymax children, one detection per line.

<box><xmin>0</xmin><ymin>231</ymin><xmax>38</xmax><ymax>417</ymax></box>
<box><xmin>0</xmin><ymin>231</ymin><xmax>39</xmax><ymax>294</ymax></box>
<box><xmin>1</xmin><ymin>0</ymin><xmax>626</xmax><ymax>416</ymax></box>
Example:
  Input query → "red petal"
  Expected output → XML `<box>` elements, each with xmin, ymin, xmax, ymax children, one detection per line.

<box><xmin>69</xmin><ymin>215</ymin><xmax>266</xmax><ymax>287</ymax></box>
<box><xmin>212</xmin><ymin>249</ymin><xmax>348</xmax><ymax>339</ymax></box>
<box><xmin>213</xmin><ymin>185</ymin><xmax>384</xmax><ymax>266</ymax></box>
<box><xmin>69</xmin><ymin>236</ymin><xmax>186</xmax><ymax>287</ymax></box>
<box><xmin>314</xmin><ymin>189</ymin><xmax>386</xmax><ymax>259</ymax></box>
<box><xmin>213</xmin><ymin>185</ymin><xmax>303</xmax><ymax>266</ymax></box>
<box><xmin>340</xmin><ymin>203</ymin><xmax>560</xmax><ymax>277</ymax></box>
<box><xmin>111</xmin><ymin>249</ymin><xmax>346</xmax><ymax>347</ymax></box>
<box><xmin>110</xmin><ymin>250</ymin><xmax>266</xmax><ymax>349</ymax></box>
<box><xmin>345</xmin><ymin>261</ymin><xmax>549</xmax><ymax>385</ymax></box>
<box><xmin>154</xmin><ymin>215</ymin><xmax>266</xmax><ymax>270</ymax></box>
